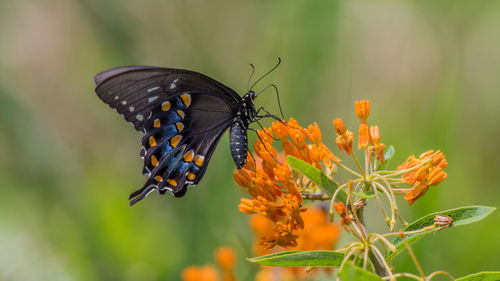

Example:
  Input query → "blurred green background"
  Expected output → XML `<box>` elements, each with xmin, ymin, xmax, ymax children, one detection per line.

<box><xmin>1</xmin><ymin>0</ymin><xmax>499</xmax><ymax>280</ymax></box>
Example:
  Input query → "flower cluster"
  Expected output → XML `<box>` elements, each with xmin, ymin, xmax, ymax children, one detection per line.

<box><xmin>182</xmin><ymin>99</ymin><xmax>453</xmax><ymax>281</ymax></box>
<box><xmin>397</xmin><ymin>150</ymin><xmax>448</xmax><ymax>205</ymax></box>
<box><xmin>234</xmin><ymin>118</ymin><xmax>339</xmax><ymax>249</ymax></box>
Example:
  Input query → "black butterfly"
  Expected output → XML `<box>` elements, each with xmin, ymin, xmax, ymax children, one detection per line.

<box><xmin>94</xmin><ymin>61</ymin><xmax>281</xmax><ymax>205</ymax></box>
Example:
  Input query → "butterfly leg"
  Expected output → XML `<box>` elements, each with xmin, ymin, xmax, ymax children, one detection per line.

<box><xmin>248</xmin><ymin>128</ymin><xmax>281</xmax><ymax>164</ymax></box>
<box><xmin>254</xmin><ymin>107</ymin><xmax>283</xmax><ymax>123</ymax></box>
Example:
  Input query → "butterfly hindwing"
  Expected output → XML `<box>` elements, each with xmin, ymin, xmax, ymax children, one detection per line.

<box><xmin>95</xmin><ymin>67</ymin><xmax>242</xmax><ymax>204</ymax></box>
<box><xmin>131</xmin><ymin>91</ymin><xmax>234</xmax><ymax>204</ymax></box>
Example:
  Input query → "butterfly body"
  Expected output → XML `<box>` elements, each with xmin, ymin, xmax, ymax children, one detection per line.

<box><xmin>94</xmin><ymin>66</ymin><xmax>259</xmax><ymax>205</ymax></box>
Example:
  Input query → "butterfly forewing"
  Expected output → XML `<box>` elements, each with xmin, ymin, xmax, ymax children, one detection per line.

<box><xmin>94</xmin><ymin>66</ymin><xmax>242</xmax><ymax>204</ymax></box>
<box><xmin>95</xmin><ymin>66</ymin><xmax>241</xmax><ymax>132</ymax></box>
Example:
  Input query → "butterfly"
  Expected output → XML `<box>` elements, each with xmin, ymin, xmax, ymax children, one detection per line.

<box><xmin>94</xmin><ymin>60</ymin><xmax>282</xmax><ymax>205</ymax></box>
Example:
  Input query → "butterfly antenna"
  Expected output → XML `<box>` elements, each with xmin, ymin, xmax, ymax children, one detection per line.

<box><xmin>246</xmin><ymin>64</ymin><xmax>255</xmax><ymax>92</ymax></box>
<box><xmin>249</xmin><ymin>57</ymin><xmax>281</xmax><ymax>91</ymax></box>
<box><xmin>255</xmin><ymin>83</ymin><xmax>284</xmax><ymax>119</ymax></box>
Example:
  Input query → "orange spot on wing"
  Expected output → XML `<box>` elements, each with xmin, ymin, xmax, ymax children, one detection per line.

<box><xmin>161</xmin><ymin>101</ymin><xmax>171</xmax><ymax>111</ymax></box>
<box><xmin>180</xmin><ymin>93</ymin><xmax>192</xmax><ymax>107</ymax></box>
<box><xmin>183</xmin><ymin>150</ymin><xmax>194</xmax><ymax>162</ymax></box>
<box><xmin>187</xmin><ymin>172</ymin><xmax>196</xmax><ymax>181</ymax></box>
<box><xmin>194</xmin><ymin>155</ymin><xmax>205</xmax><ymax>167</ymax></box>
<box><xmin>175</xmin><ymin>122</ymin><xmax>184</xmax><ymax>132</ymax></box>
<box><xmin>153</xmin><ymin>119</ymin><xmax>161</xmax><ymax>127</ymax></box>
<box><xmin>151</xmin><ymin>155</ymin><xmax>159</xmax><ymax>167</ymax></box>
<box><xmin>149</xmin><ymin>136</ymin><xmax>157</xmax><ymax>147</ymax></box>
<box><xmin>155</xmin><ymin>175</ymin><xmax>163</xmax><ymax>182</ymax></box>
<box><xmin>170</xmin><ymin>135</ymin><xmax>182</xmax><ymax>147</ymax></box>
<box><xmin>167</xmin><ymin>179</ymin><xmax>177</xmax><ymax>187</ymax></box>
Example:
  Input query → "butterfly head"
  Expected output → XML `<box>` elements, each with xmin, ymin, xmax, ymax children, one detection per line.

<box><xmin>248</xmin><ymin>90</ymin><xmax>257</xmax><ymax>100</ymax></box>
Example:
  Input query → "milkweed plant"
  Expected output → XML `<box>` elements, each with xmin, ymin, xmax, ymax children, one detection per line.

<box><xmin>182</xmin><ymin>100</ymin><xmax>497</xmax><ymax>281</ymax></box>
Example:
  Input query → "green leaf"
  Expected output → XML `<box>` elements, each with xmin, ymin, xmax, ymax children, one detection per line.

<box><xmin>338</xmin><ymin>261</ymin><xmax>383</xmax><ymax>281</ymax></box>
<box><xmin>456</xmin><ymin>272</ymin><xmax>500</xmax><ymax>281</ymax></box>
<box><xmin>386</xmin><ymin>206</ymin><xmax>496</xmax><ymax>262</ymax></box>
<box><xmin>287</xmin><ymin>155</ymin><xmax>346</xmax><ymax>202</ymax></box>
<box><xmin>248</xmin><ymin>250</ymin><xmax>346</xmax><ymax>267</ymax></box>
<box><xmin>377</xmin><ymin>145</ymin><xmax>395</xmax><ymax>170</ymax></box>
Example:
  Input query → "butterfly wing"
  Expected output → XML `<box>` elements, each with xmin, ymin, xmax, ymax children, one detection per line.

<box><xmin>94</xmin><ymin>66</ymin><xmax>241</xmax><ymax>204</ymax></box>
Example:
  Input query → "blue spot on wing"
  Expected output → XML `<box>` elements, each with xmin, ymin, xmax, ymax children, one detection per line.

<box><xmin>174</xmin><ymin>97</ymin><xmax>186</xmax><ymax>108</ymax></box>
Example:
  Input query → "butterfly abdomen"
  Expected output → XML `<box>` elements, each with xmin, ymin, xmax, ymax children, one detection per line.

<box><xmin>230</xmin><ymin>122</ymin><xmax>248</xmax><ymax>169</ymax></box>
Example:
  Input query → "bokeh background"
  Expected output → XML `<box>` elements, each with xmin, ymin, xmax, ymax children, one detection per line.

<box><xmin>1</xmin><ymin>0</ymin><xmax>499</xmax><ymax>280</ymax></box>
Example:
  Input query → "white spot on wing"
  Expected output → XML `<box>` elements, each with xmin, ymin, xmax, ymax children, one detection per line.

<box><xmin>147</xmin><ymin>86</ymin><xmax>160</xmax><ymax>93</ymax></box>
<box><xmin>114</xmin><ymin>96</ymin><xmax>119</xmax><ymax>100</ymax></box>
<box><xmin>170</xmin><ymin>78</ymin><xmax>179</xmax><ymax>89</ymax></box>
<box><xmin>121</xmin><ymin>100</ymin><xmax>127</xmax><ymax>105</ymax></box>
<box><xmin>136</xmin><ymin>114</ymin><xmax>144</xmax><ymax>121</ymax></box>
<box><xmin>148</xmin><ymin>96</ymin><xmax>159</xmax><ymax>103</ymax></box>
<box><xmin>129</xmin><ymin>106</ymin><xmax>135</xmax><ymax>112</ymax></box>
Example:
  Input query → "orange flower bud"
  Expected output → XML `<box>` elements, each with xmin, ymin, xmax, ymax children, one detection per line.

<box><xmin>403</xmin><ymin>183</ymin><xmax>428</xmax><ymax>206</ymax></box>
<box><xmin>334</xmin><ymin>202</ymin><xmax>347</xmax><ymax>217</ymax></box>
<box><xmin>257</xmin><ymin>127</ymin><xmax>274</xmax><ymax>145</ymax></box>
<box><xmin>354</xmin><ymin>100</ymin><xmax>370</xmax><ymax>123</ymax></box>
<box><xmin>288</xmin><ymin>128</ymin><xmax>306</xmax><ymax>146</ymax></box>
<box><xmin>334</xmin><ymin>202</ymin><xmax>352</xmax><ymax>227</ymax></box>
<box><xmin>428</xmin><ymin>169</ymin><xmax>447</xmax><ymax>186</ymax></box>
<box><xmin>282</xmin><ymin>139</ymin><xmax>299</xmax><ymax>158</ymax></box>
<box><xmin>414</xmin><ymin>165</ymin><xmax>429</xmax><ymax>182</ymax></box>
<box><xmin>378</xmin><ymin>143</ymin><xmax>385</xmax><ymax>165</ymax></box>
<box><xmin>358</xmin><ymin>123</ymin><xmax>370</xmax><ymax>149</ymax></box>
<box><xmin>242</xmin><ymin>152</ymin><xmax>255</xmax><ymax>171</ymax></box>
<box><xmin>370</xmin><ymin>125</ymin><xmax>380</xmax><ymax>146</ymax></box>
<box><xmin>272</xmin><ymin>121</ymin><xmax>288</xmax><ymax>140</ymax></box>
<box><xmin>333</xmin><ymin>118</ymin><xmax>347</xmax><ymax>135</ymax></box>
<box><xmin>305</xmin><ymin>122</ymin><xmax>322</xmax><ymax>144</ymax></box>
<box><xmin>333</xmin><ymin>118</ymin><xmax>353</xmax><ymax>155</ymax></box>
<box><xmin>273</xmin><ymin>164</ymin><xmax>291</xmax><ymax>184</ymax></box>
<box><xmin>238</xmin><ymin>198</ymin><xmax>255</xmax><ymax>214</ymax></box>
<box><xmin>233</xmin><ymin>169</ymin><xmax>252</xmax><ymax>188</ymax></box>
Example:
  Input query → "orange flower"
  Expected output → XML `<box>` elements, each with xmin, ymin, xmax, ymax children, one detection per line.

<box><xmin>358</xmin><ymin>123</ymin><xmax>370</xmax><ymax>149</ymax></box>
<box><xmin>334</xmin><ymin>202</ymin><xmax>352</xmax><ymax>229</ymax></box>
<box><xmin>182</xmin><ymin>265</ymin><xmax>219</xmax><ymax>281</ymax></box>
<box><xmin>333</xmin><ymin>118</ymin><xmax>354</xmax><ymax>155</ymax></box>
<box><xmin>355</xmin><ymin>100</ymin><xmax>370</xmax><ymax>122</ymax></box>
<box><xmin>355</xmin><ymin>100</ymin><xmax>371</xmax><ymax>149</ymax></box>
<box><xmin>397</xmin><ymin>150</ymin><xmax>448</xmax><ymax>205</ymax></box>
<box><xmin>305</xmin><ymin>122</ymin><xmax>322</xmax><ymax>144</ymax></box>
<box><xmin>368</xmin><ymin>125</ymin><xmax>385</xmax><ymax>164</ymax></box>
<box><xmin>215</xmin><ymin>247</ymin><xmax>237</xmax><ymax>281</ymax></box>
<box><xmin>402</xmin><ymin>183</ymin><xmax>428</xmax><ymax>206</ymax></box>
